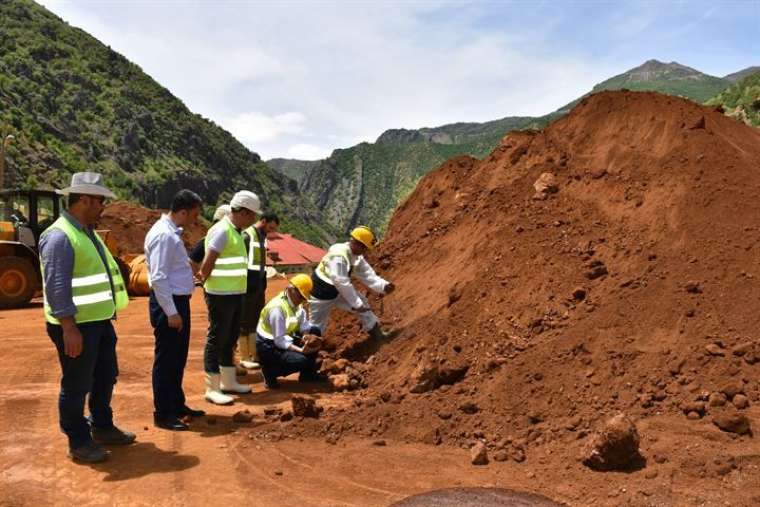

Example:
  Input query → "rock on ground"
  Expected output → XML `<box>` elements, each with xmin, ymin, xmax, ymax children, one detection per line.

<box><xmin>470</xmin><ymin>442</ymin><xmax>489</xmax><ymax>465</ymax></box>
<box><xmin>291</xmin><ymin>395</ymin><xmax>320</xmax><ymax>418</ymax></box>
<box><xmin>581</xmin><ymin>413</ymin><xmax>642</xmax><ymax>471</ymax></box>
<box><xmin>712</xmin><ymin>409</ymin><xmax>752</xmax><ymax>435</ymax></box>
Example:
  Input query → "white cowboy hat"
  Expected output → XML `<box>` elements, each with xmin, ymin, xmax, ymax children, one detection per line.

<box><xmin>56</xmin><ymin>171</ymin><xmax>116</xmax><ymax>198</ymax></box>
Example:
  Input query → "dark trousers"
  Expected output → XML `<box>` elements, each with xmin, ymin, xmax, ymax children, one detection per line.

<box><xmin>204</xmin><ymin>292</ymin><xmax>242</xmax><ymax>373</ymax></box>
<box><xmin>48</xmin><ymin>320</ymin><xmax>118</xmax><ymax>449</ymax></box>
<box><xmin>255</xmin><ymin>335</ymin><xmax>319</xmax><ymax>384</ymax></box>
<box><xmin>150</xmin><ymin>293</ymin><xmax>191</xmax><ymax>419</ymax></box>
<box><xmin>240</xmin><ymin>282</ymin><xmax>266</xmax><ymax>334</ymax></box>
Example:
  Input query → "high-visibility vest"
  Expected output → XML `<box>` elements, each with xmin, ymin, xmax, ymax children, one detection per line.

<box><xmin>245</xmin><ymin>225</ymin><xmax>266</xmax><ymax>271</ymax></box>
<box><xmin>41</xmin><ymin>215</ymin><xmax>128</xmax><ymax>325</ymax></box>
<box><xmin>203</xmin><ymin>216</ymin><xmax>247</xmax><ymax>295</ymax></box>
<box><xmin>257</xmin><ymin>291</ymin><xmax>300</xmax><ymax>339</ymax></box>
<box><xmin>313</xmin><ymin>243</ymin><xmax>359</xmax><ymax>285</ymax></box>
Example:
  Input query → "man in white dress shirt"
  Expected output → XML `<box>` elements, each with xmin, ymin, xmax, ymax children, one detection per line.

<box><xmin>144</xmin><ymin>190</ymin><xmax>204</xmax><ymax>430</ymax></box>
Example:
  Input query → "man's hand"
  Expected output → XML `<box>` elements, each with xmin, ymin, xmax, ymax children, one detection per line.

<box><xmin>60</xmin><ymin>320</ymin><xmax>83</xmax><ymax>358</ymax></box>
<box><xmin>167</xmin><ymin>313</ymin><xmax>183</xmax><ymax>331</ymax></box>
<box><xmin>301</xmin><ymin>334</ymin><xmax>324</xmax><ymax>354</ymax></box>
<box><xmin>384</xmin><ymin>282</ymin><xmax>396</xmax><ymax>295</ymax></box>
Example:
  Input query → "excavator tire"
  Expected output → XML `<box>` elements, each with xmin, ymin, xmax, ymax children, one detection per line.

<box><xmin>0</xmin><ymin>256</ymin><xmax>37</xmax><ymax>308</ymax></box>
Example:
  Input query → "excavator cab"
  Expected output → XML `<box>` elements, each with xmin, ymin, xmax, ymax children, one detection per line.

<box><xmin>0</xmin><ymin>189</ymin><xmax>61</xmax><ymax>307</ymax></box>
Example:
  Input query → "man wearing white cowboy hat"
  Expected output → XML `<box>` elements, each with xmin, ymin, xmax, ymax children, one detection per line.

<box><xmin>197</xmin><ymin>191</ymin><xmax>261</xmax><ymax>404</ymax></box>
<box><xmin>39</xmin><ymin>171</ymin><xmax>135</xmax><ymax>463</ymax></box>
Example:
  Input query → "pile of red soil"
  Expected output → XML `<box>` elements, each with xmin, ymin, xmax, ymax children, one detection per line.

<box><xmin>99</xmin><ymin>200</ymin><xmax>207</xmax><ymax>256</ymax></box>
<box><xmin>294</xmin><ymin>91</ymin><xmax>760</xmax><ymax>456</ymax></box>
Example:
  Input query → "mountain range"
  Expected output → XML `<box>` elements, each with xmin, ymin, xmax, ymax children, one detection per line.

<box><xmin>272</xmin><ymin>60</ymin><xmax>758</xmax><ymax>236</ymax></box>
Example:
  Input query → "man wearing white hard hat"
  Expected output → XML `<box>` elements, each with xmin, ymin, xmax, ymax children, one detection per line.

<box><xmin>196</xmin><ymin>191</ymin><xmax>261</xmax><ymax>404</ymax></box>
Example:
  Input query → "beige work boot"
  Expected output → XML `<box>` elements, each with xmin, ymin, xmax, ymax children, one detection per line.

<box><xmin>204</xmin><ymin>373</ymin><xmax>234</xmax><ymax>405</ymax></box>
<box><xmin>220</xmin><ymin>366</ymin><xmax>252</xmax><ymax>394</ymax></box>
<box><xmin>239</xmin><ymin>333</ymin><xmax>260</xmax><ymax>369</ymax></box>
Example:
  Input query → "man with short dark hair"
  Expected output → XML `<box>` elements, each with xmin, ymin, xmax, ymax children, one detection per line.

<box><xmin>238</xmin><ymin>211</ymin><xmax>279</xmax><ymax>369</ymax></box>
<box><xmin>40</xmin><ymin>172</ymin><xmax>135</xmax><ymax>463</ymax></box>
<box><xmin>144</xmin><ymin>189</ymin><xmax>204</xmax><ymax>430</ymax></box>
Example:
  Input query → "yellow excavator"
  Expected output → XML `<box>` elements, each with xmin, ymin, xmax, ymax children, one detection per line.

<box><xmin>0</xmin><ymin>188</ymin><xmax>61</xmax><ymax>307</ymax></box>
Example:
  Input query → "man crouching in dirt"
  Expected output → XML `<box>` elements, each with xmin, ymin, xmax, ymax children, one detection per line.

<box><xmin>309</xmin><ymin>226</ymin><xmax>395</xmax><ymax>341</ymax></box>
<box><xmin>256</xmin><ymin>274</ymin><xmax>325</xmax><ymax>388</ymax></box>
<box><xmin>39</xmin><ymin>172</ymin><xmax>136</xmax><ymax>463</ymax></box>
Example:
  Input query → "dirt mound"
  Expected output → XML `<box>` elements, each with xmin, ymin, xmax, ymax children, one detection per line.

<box><xmin>296</xmin><ymin>91</ymin><xmax>760</xmax><ymax>457</ymax></box>
<box><xmin>98</xmin><ymin>201</ymin><xmax>207</xmax><ymax>256</ymax></box>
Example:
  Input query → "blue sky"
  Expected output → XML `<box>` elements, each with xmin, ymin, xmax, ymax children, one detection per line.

<box><xmin>37</xmin><ymin>0</ymin><xmax>759</xmax><ymax>160</ymax></box>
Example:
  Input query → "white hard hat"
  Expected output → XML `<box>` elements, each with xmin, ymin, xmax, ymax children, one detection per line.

<box><xmin>230</xmin><ymin>190</ymin><xmax>262</xmax><ymax>213</ymax></box>
<box><xmin>212</xmin><ymin>204</ymin><xmax>231</xmax><ymax>221</ymax></box>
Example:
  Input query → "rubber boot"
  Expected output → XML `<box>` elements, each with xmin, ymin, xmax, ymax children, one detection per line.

<box><xmin>239</xmin><ymin>333</ymin><xmax>260</xmax><ymax>369</ymax></box>
<box><xmin>204</xmin><ymin>373</ymin><xmax>234</xmax><ymax>405</ymax></box>
<box><xmin>220</xmin><ymin>366</ymin><xmax>252</xmax><ymax>394</ymax></box>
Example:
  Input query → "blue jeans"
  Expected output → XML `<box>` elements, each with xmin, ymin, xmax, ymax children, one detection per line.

<box><xmin>150</xmin><ymin>293</ymin><xmax>191</xmax><ymax>419</ymax></box>
<box><xmin>48</xmin><ymin>320</ymin><xmax>118</xmax><ymax>449</ymax></box>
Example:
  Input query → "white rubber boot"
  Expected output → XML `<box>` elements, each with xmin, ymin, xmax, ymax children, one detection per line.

<box><xmin>204</xmin><ymin>373</ymin><xmax>234</xmax><ymax>405</ymax></box>
<box><xmin>220</xmin><ymin>366</ymin><xmax>252</xmax><ymax>394</ymax></box>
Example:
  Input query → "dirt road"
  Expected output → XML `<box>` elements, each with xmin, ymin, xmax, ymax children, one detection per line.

<box><xmin>3</xmin><ymin>281</ymin><xmax>759</xmax><ymax>506</ymax></box>
<box><xmin>0</xmin><ymin>283</ymin><xmax>545</xmax><ymax>507</ymax></box>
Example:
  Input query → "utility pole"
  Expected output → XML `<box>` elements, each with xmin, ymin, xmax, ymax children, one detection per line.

<box><xmin>0</xmin><ymin>133</ymin><xmax>15</xmax><ymax>191</ymax></box>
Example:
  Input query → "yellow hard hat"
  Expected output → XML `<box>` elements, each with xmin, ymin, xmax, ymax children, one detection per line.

<box><xmin>350</xmin><ymin>226</ymin><xmax>376</xmax><ymax>251</ymax></box>
<box><xmin>289</xmin><ymin>273</ymin><xmax>313</xmax><ymax>299</ymax></box>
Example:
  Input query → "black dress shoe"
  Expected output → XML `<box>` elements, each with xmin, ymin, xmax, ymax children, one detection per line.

<box><xmin>177</xmin><ymin>405</ymin><xmax>206</xmax><ymax>417</ymax></box>
<box><xmin>154</xmin><ymin>417</ymin><xmax>190</xmax><ymax>431</ymax></box>
<box><xmin>91</xmin><ymin>425</ymin><xmax>137</xmax><ymax>445</ymax></box>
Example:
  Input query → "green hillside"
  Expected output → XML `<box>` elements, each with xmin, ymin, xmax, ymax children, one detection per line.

<box><xmin>289</xmin><ymin>115</ymin><xmax>550</xmax><ymax>235</ymax></box>
<box><xmin>556</xmin><ymin>60</ymin><xmax>731</xmax><ymax>114</ymax></box>
<box><xmin>0</xmin><ymin>0</ymin><xmax>336</xmax><ymax>246</ymax></box>
<box><xmin>706</xmin><ymin>71</ymin><xmax>760</xmax><ymax>127</ymax></box>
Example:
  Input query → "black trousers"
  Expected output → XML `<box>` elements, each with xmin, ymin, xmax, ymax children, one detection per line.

<box><xmin>48</xmin><ymin>320</ymin><xmax>118</xmax><ymax>449</ymax></box>
<box><xmin>204</xmin><ymin>292</ymin><xmax>242</xmax><ymax>373</ymax></box>
<box><xmin>240</xmin><ymin>280</ymin><xmax>267</xmax><ymax>334</ymax></box>
<box><xmin>255</xmin><ymin>335</ymin><xmax>319</xmax><ymax>385</ymax></box>
<box><xmin>150</xmin><ymin>293</ymin><xmax>191</xmax><ymax>419</ymax></box>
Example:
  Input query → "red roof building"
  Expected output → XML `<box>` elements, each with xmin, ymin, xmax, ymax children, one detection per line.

<box><xmin>265</xmin><ymin>233</ymin><xmax>326</xmax><ymax>273</ymax></box>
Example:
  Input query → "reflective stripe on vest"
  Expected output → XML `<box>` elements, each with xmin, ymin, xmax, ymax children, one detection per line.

<box><xmin>204</xmin><ymin>216</ymin><xmax>247</xmax><ymax>295</ymax></box>
<box><xmin>245</xmin><ymin>225</ymin><xmax>266</xmax><ymax>271</ymax></box>
<box><xmin>314</xmin><ymin>243</ymin><xmax>358</xmax><ymax>286</ymax></box>
<box><xmin>257</xmin><ymin>292</ymin><xmax>299</xmax><ymax>340</ymax></box>
<box><xmin>41</xmin><ymin>215</ymin><xmax>129</xmax><ymax>325</ymax></box>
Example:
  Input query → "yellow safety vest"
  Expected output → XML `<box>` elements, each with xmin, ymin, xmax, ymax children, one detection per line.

<box><xmin>204</xmin><ymin>216</ymin><xmax>247</xmax><ymax>295</ymax></box>
<box><xmin>41</xmin><ymin>215</ymin><xmax>128</xmax><ymax>324</ymax></box>
<box><xmin>314</xmin><ymin>243</ymin><xmax>360</xmax><ymax>285</ymax></box>
<box><xmin>257</xmin><ymin>291</ymin><xmax>300</xmax><ymax>339</ymax></box>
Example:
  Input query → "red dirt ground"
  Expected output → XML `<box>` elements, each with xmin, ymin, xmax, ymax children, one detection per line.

<box><xmin>1</xmin><ymin>282</ymin><xmax>556</xmax><ymax>507</ymax></box>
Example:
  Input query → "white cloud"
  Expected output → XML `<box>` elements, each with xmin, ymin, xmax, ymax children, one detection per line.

<box><xmin>219</xmin><ymin>112</ymin><xmax>306</xmax><ymax>147</ymax></box>
<box><xmin>35</xmin><ymin>1</ymin><xmax>624</xmax><ymax>160</ymax></box>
